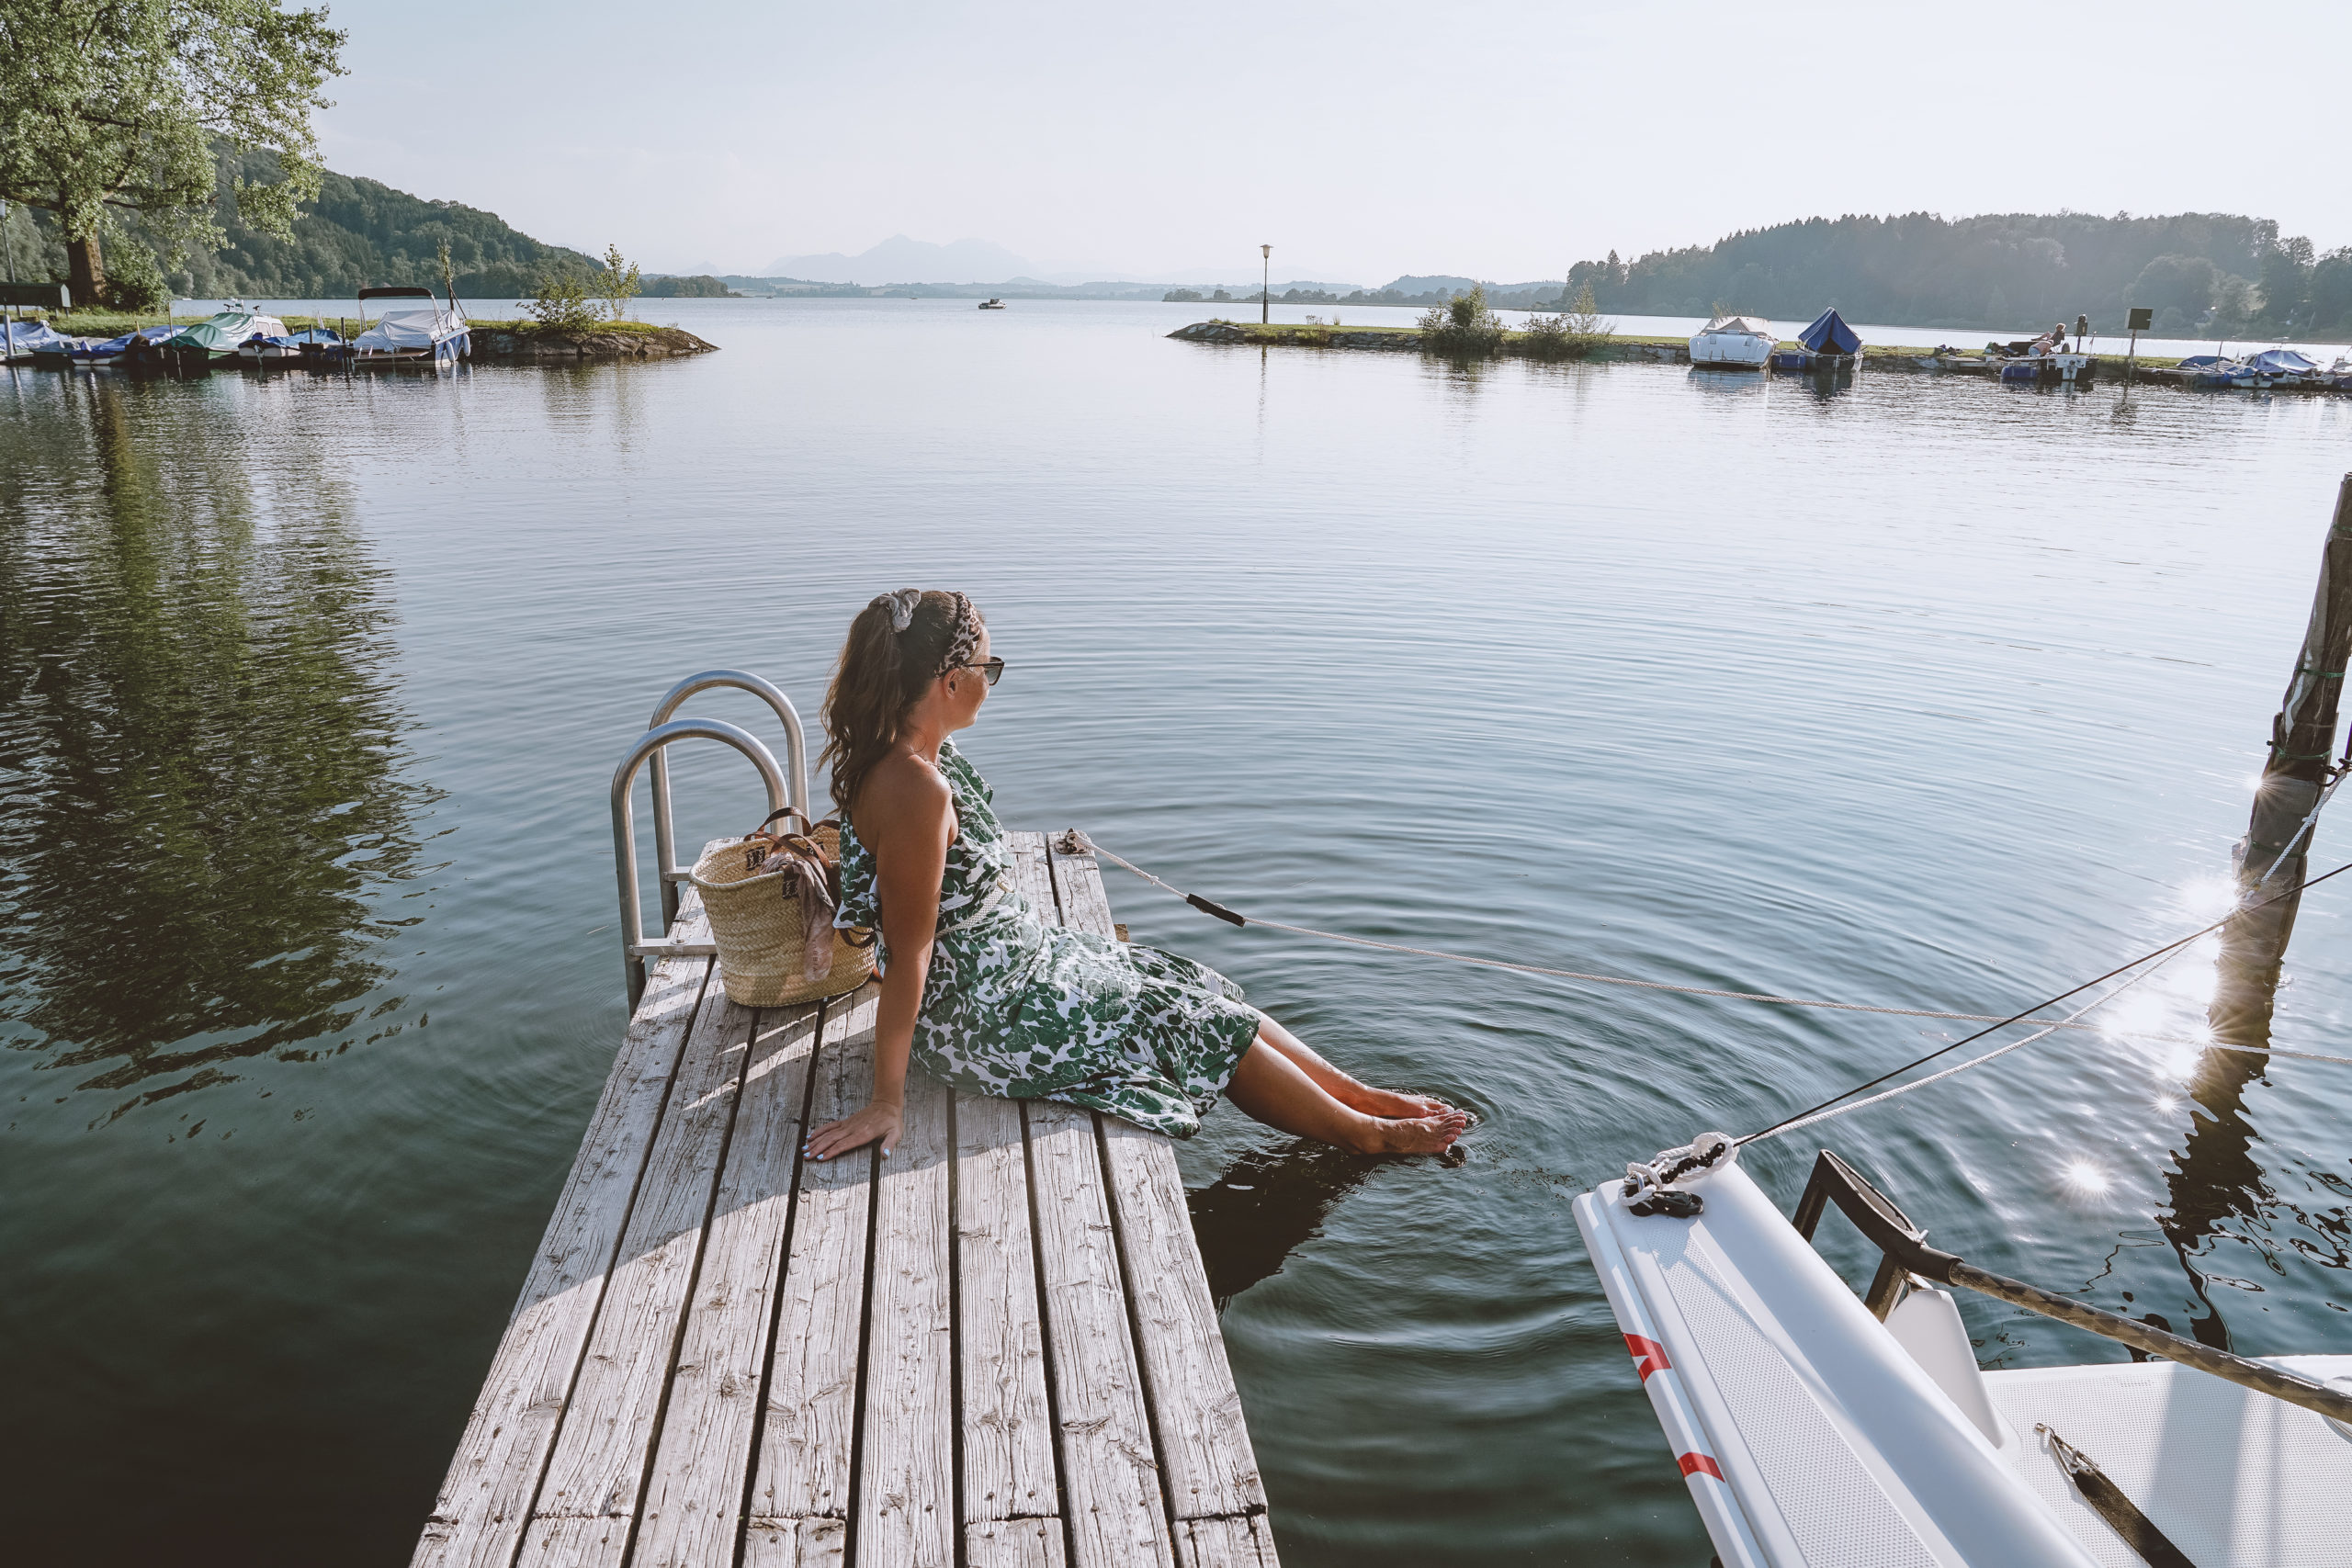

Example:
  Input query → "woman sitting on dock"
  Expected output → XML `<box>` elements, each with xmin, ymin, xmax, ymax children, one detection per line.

<box><xmin>804</xmin><ymin>589</ymin><xmax>1469</xmax><ymax>1162</ymax></box>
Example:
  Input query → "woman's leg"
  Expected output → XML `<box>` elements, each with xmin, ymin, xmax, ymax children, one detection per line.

<box><xmin>1251</xmin><ymin>1011</ymin><xmax>1453</xmax><ymax>1119</ymax></box>
<box><xmin>1226</xmin><ymin>1033</ymin><xmax>1467</xmax><ymax>1156</ymax></box>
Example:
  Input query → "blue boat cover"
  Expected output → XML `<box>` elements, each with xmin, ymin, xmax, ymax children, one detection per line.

<box><xmin>1799</xmin><ymin>308</ymin><xmax>1862</xmax><ymax>355</ymax></box>
<box><xmin>289</xmin><ymin>328</ymin><xmax>344</xmax><ymax>345</ymax></box>
<box><xmin>2249</xmin><ymin>348</ymin><xmax>2319</xmax><ymax>374</ymax></box>
<box><xmin>4</xmin><ymin>320</ymin><xmax>74</xmax><ymax>355</ymax></box>
<box><xmin>2177</xmin><ymin>355</ymin><xmax>2228</xmax><ymax>369</ymax></box>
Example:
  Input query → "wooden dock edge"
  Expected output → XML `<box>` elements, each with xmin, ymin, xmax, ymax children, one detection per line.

<box><xmin>413</xmin><ymin>832</ymin><xmax>1277</xmax><ymax>1568</ymax></box>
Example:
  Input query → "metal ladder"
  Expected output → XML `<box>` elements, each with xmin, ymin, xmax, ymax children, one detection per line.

<box><xmin>608</xmin><ymin>670</ymin><xmax>811</xmax><ymax>1007</ymax></box>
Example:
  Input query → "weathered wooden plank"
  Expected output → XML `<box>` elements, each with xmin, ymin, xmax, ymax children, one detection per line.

<box><xmin>741</xmin><ymin>1516</ymin><xmax>848</xmax><ymax>1568</ymax></box>
<box><xmin>1097</xmin><ymin>1121</ymin><xmax>1264</xmax><ymax>1522</ymax></box>
<box><xmin>857</xmin><ymin>1066</ymin><xmax>956</xmax><ymax>1568</ymax></box>
<box><xmin>965</xmin><ymin>1517</ymin><xmax>1069</xmax><ymax>1568</ymax></box>
<box><xmin>1050</xmin><ymin>842</ymin><xmax>1273</xmax><ymax>1534</ymax></box>
<box><xmin>520</xmin><ymin>986</ymin><xmax>761</xmax><ymax>1558</ymax></box>
<box><xmin>955</xmin><ymin>1086</ymin><xmax>1058</xmax><ymax>1525</ymax></box>
<box><xmin>1044</xmin><ymin>838</ymin><xmax>1114</xmax><ymax>939</ymax></box>
<box><xmin>749</xmin><ymin>988</ymin><xmax>879</xmax><ymax>1524</ymax></box>
<box><xmin>1006</xmin><ymin>829</ymin><xmax>1057</xmax><ymax>919</ymax></box>
<box><xmin>631</xmin><ymin>999</ymin><xmax>826</xmax><ymax>1568</ymax></box>
<box><xmin>956</xmin><ymin>829</ymin><xmax>1063</xmax><ymax>1530</ymax></box>
<box><xmin>506</xmin><ymin>1515</ymin><xmax>630</xmax><ymax>1566</ymax></box>
<box><xmin>1174</xmin><ymin>1514</ymin><xmax>1280</xmax><ymax>1568</ymax></box>
<box><xmin>1025</xmin><ymin>1096</ymin><xmax>1172</xmax><ymax>1568</ymax></box>
<box><xmin>411</xmin><ymin>895</ymin><xmax>715</xmax><ymax>1568</ymax></box>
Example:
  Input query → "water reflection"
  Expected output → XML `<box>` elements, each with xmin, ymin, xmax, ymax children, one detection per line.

<box><xmin>1188</xmin><ymin>1140</ymin><xmax>1379</xmax><ymax>1309</ymax></box>
<box><xmin>0</xmin><ymin>376</ymin><xmax>436</xmax><ymax>1118</ymax></box>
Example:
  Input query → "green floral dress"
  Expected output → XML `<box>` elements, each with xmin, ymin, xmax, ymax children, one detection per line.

<box><xmin>835</xmin><ymin>739</ymin><xmax>1260</xmax><ymax>1138</ymax></box>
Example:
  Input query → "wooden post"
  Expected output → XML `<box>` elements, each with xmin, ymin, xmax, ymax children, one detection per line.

<box><xmin>2209</xmin><ymin>473</ymin><xmax>2352</xmax><ymax>1046</ymax></box>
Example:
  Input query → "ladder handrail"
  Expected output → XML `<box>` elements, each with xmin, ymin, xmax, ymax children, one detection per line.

<box><xmin>612</xmin><ymin>717</ymin><xmax>786</xmax><ymax>1007</ymax></box>
<box><xmin>646</xmin><ymin>671</ymin><xmax>809</xmax><ymax>927</ymax></box>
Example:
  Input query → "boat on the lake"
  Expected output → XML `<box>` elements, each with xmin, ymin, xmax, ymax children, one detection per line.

<box><xmin>352</xmin><ymin>286</ymin><xmax>470</xmax><ymax>367</ymax></box>
<box><xmin>1690</xmin><ymin>315</ymin><xmax>1776</xmax><ymax>369</ymax></box>
<box><xmin>978</xmin><ymin>298</ymin><xmax>1007</xmax><ymax>310</ymax></box>
<box><xmin>154</xmin><ymin>309</ymin><xmax>294</xmax><ymax>367</ymax></box>
<box><xmin>1770</xmin><ymin>308</ymin><xmax>1862</xmax><ymax>373</ymax></box>
<box><xmin>1577</xmin><ymin>1135</ymin><xmax>2350</xmax><ymax>1567</ymax></box>
<box><xmin>235</xmin><ymin>327</ymin><xmax>346</xmax><ymax>367</ymax></box>
<box><xmin>4</xmin><ymin>319</ymin><xmax>76</xmax><ymax>362</ymax></box>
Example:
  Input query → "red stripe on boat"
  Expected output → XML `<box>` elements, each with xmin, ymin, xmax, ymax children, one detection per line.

<box><xmin>1623</xmin><ymin>1334</ymin><xmax>1672</xmax><ymax>1382</ymax></box>
<box><xmin>1678</xmin><ymin>1452</ymin><xmax>1724</xmax><ymax>1481</ymax></box>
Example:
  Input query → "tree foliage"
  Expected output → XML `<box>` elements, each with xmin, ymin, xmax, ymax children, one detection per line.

<box><xmin>0</xmin><ymin>0</ymin><xmax>345</xmax><ymax>305</ymax></box>
<box><xmin>598</xmin><ymin>243</ymin><xmax>641</xmax><ymax>321</ymax></box>
<box><xmin>1419</xmin><ymin>284</ymin><xmax>1505</xmax><ymax>355</ymax></box>
<box><xmin>524</xmin><ymin>265</ymin><xmax>602</xmax><ymax>332</ymax></box>
<box><xmin>1557</xmin><ymin>212</ymin><xmax>2335</xmax><ymax>333</ymax></box>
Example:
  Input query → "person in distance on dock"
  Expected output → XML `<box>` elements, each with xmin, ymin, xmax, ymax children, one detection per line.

<box><xmin>802</xmin><ymin>588</ymin><xmax>1468</xmax><ymax>1162</ymax></box>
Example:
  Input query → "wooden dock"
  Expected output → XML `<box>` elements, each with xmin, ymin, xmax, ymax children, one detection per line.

<box><xmin>413</xmin><ymin>830</ymin><xmax>1279</xmax><ymax>1568</ymax></box>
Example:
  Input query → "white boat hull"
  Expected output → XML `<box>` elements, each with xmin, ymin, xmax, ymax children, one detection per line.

<box><xmin>1690</xmin><ymin>333</ymin><xmax>1773</xmax><ymax>367</ymax></box>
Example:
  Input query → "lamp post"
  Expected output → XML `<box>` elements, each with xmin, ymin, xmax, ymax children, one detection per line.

<box><xmin>1261</xmin><ymin>243</ymin><xmax>1271</xmax><ymax>324</ymax></box>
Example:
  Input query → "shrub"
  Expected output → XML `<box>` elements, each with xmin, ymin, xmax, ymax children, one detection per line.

<box><xmin>599</xmin><ymin>243</ymin><xmax>642</xmax><ymax>321</ymax></box>
<box><xmin>1521</xmin><ymin>282</ymin><xmax>1615</xmax><ymax>360</ymax></box>
<box><xmin>1419</xmin><ymin>285</ymin><xmax>1505</xmax><ymax>355</ymax></box>
<box><xmin>523</xmin><ymin>267</ymin><xmax>603</xmax><ymax>331</ymax></box>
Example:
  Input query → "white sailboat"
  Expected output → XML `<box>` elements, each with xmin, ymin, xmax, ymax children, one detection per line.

<box><xmin>1576</xmin><ymin>1136</ymin><xmax>2349</xmax><ymax>1566</ymax></box>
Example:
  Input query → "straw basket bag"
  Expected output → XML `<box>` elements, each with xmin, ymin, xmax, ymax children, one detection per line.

<box><xmin>690</xmin><ymin>807</ymin><xmax>876</xmax><ymax>1007</ymax></box>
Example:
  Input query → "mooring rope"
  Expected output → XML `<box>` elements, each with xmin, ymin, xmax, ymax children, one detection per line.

<box><xmin>1066</xmin><ymin>832</ymin><xmax>2352</xmax><ymax>1073</ymax></box>
<box><xmin>1736</xmin><ymin>856</ymin><xmax>2352</xmax><ymax>1144</ymax></box>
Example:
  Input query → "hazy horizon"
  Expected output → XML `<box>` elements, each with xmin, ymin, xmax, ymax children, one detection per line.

<box><xmin>313</xmin><ymin>0</ymin><xmax>2351</xmax><ymax>282</ymax></box>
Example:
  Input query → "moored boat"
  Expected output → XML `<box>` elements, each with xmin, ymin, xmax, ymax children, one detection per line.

<box><xmin>978</xmin><ymin>298</ymin><xmax>1007</xmax><ymax>310</ymax></box>
<box><xmin>1690</xmin><ymin>314</ymin><xmax>1776</xmax><ymax>369</ymax></box>
<box><xmin>158</xmin><ymin>309</ymin><xmax>294</xmax><ymax>366</ymax></box>
<box><xmin>352</xmin><ymin>285</ymin><xmax>470</xmax><ymax>367</ymax></box>
<box><xmin>1577</xmin><ymin>1135</ymin><xmax>2351</xmax><ymax>1566</ymax></box>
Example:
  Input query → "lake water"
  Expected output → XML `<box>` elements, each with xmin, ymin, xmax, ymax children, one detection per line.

<box><xmin>6</xmin><ymin>298</ymin><xmax>2351</xmax><ymax>1565</ymax></box>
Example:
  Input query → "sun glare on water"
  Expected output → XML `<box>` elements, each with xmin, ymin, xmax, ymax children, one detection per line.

<box><xmin>2062</xmin><ymin>1160</ymin><xmax>2112</xmax><ymax>1197</ymax></box>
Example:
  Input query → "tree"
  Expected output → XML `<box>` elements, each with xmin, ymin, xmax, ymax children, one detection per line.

<box><xmin>2256</xmin><ymin>234</ymin><xmax>2314</xmax><ymax>331</ymax></box>
<box><xmin>1419</xmin><ymin>284</ymin><xmax>1505</xmax><ymax>355</ymax></box>
<box><xmin>598</xmin><ymin>243</ymin><xmax>641</xmax><ymax>321</ymax></box>
<box><xmin>0</xmin><ymin>0</ymin><xmax>345</xmax><ymax>308</ymax></box>
<box><xmin>524</xmin><ymin>265</ymin><xmax>602</xmax><ymax>332</ymax></box>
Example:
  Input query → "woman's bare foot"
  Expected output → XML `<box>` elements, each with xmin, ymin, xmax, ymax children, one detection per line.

<box><xmin>1339</xmin><ymin>1083</ymin><xmax>1454</xmax><ymax>1120</ymax></box>
<box><xmin>1346</xmin><ymin>1107</ymin><xmax>1470</xmax><ymax>1156</ymax></box>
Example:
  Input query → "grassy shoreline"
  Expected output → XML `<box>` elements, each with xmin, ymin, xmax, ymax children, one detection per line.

<box><xmin>28</xmin><ymin>310</ymin><xmax>676</xmax><ymax>340</ymax></box>
<box><xmin>1195</xmin><ymin>319</ymin><xmax>2189</xmax><ymax>370</ymax></box>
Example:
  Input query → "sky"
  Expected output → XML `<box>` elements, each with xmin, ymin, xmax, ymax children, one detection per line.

<box><xmin>315</xmin><ymin>0</ymin><xmax>2352</xmax><ymax>284</ymax></box>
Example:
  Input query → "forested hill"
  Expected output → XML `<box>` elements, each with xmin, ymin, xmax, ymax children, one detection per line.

<box><xmin>2</xmin><ymin>147</ymin><xmax>597</xmax><ymax>303</ymax></box>
<box><xmin>1562</xmin><ymin>212</ymin><xmax>2349</xmax><ymax>335</ymax></box>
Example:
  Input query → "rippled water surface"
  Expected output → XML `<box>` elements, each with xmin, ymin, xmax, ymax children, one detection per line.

<box><xmin>6</xmin><ymin>299</ymin><xmax>2351</xmax><ymax>1564</ymax></box>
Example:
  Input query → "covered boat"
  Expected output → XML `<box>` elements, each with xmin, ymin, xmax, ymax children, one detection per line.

<box><xmin>164</xmin><ymin>310</ymin><xmax>293</xmax><ymax>363</ymax></box>
<box><xmin>1576</xmin><ymin>1136</ymin><xmax>2352</xmax><ymax>1567</ymax></box>
<box><xmin>3</xmin><ymin>320</ymin><xmax>74</xmax><ymax>361</ymax></box>
<box><xmin>2243</xmin><ymin>348</ymin><xmax>2320</xmax><ymax>388</ymax></box>
<box><xmin>352</xmin><ymin>286</ymin><xmax>469</xmax><ymax>366</ymax></box>
<box><xmin>1690</xmin><ymin>315</ymin><xmax>1776</xmax><ymax>368</ymax></box>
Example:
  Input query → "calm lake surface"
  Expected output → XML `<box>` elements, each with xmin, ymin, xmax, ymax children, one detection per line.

<box><xmin>6</xmin><ymin>299</ymin><xmax>2350</xmax><ymax>1565</ymax></box>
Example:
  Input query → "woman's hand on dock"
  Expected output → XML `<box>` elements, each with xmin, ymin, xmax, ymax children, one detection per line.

<box><xmin>804</xmin><ymin>1100</ymin><xmax>904</xmax><ymax>1162</ymax></box>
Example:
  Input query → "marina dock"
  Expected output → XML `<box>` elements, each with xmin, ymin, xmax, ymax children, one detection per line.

<box><xmin>413</xmin><ymin>830</ymin><xmax>1278</xmax><ymax>1568</ymax></box>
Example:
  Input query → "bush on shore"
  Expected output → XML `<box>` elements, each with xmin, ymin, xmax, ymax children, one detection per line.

<box><xmin>1520</xmin><ymin>283</ymin><xmax>1616</xmax><ymax>360</ymax></box>
<box><xmin>1419</xmin><ymin>285</ymin><xmax>1506</xmax><ymax>355</ymax></box>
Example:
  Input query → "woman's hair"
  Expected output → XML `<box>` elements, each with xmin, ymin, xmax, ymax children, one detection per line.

<box><xmin>822</xmin><ymin>590</ymin><xmax>986</xmax><ymax>817</ymax></box>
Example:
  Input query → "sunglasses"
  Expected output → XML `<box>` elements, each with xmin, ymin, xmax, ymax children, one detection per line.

<box><xmin>957</xmin><ymin>657</ymin><xmax>1006</xmax><ymax>687</ymax></box>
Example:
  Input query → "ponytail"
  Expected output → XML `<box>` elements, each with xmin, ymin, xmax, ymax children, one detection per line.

<box><xmin>821</xmin><ymin>590</ymin><xmax>985</xmax><ymax>817</ymax></box>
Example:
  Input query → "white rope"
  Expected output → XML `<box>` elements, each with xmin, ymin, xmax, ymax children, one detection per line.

<box><xmin>2256</xmin><ymin>766</ymin><xmax>2347</xmax><ymax>887</ymax></box>
<box><xmin>1743</xmin><ymin>947</ymin><xmax>2185</xmax><ymax>1145</ymax></box>
<box><xmin>1071</xmin><ymin>834</ymin><xmax>2352</xmax><ymax>1073</ymax></box>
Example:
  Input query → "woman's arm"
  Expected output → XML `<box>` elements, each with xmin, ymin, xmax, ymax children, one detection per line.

<box><xmin>804</xmin><ymin>757</ymin><xmax>953</xmax><ymax>1161</ymax></box>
